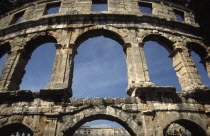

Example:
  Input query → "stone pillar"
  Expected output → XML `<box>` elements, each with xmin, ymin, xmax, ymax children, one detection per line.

<box><xmin>205</xmin><ymin>59</ymin><xmax>210</xmax><ymax>78</ymax></box>
<box><xmin>42</xmin><ymin>117</ymin><xmax>58</xmax><ymax>136</ymax></box>
<box><xmin>0</xmin><ymin>48</ymin><xmax>27</xmax><ymax>91</ymax></box>
<box><xmin>205</xmin><ymin>47</ymin><xmax>210</xmax><ymax>78</ymax></box>
<box><xmin>46</xmin><ymin>44</ymin><xmax>76</xmax><ymax>97</ymax></box>
<box><xmin>170</xmin><ymin>43</ymin><xmax>204</xmax><ymax>92</ymax></box>
<box><xmin>126</xmin><ymin>42</ymin><xmax>154</xmax><ymax>96</ymax></box>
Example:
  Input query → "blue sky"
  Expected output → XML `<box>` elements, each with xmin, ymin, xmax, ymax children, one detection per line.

<box><xmin>72</xmin><ymin>36</ymin><xmax>128</xmax><ymax>98</ymax></box>
<box><xmin>20</xmin><ymin>43</ymin><xmax>56</xmax><ymax>91</ymax></box>
<box><xmin>144</xmin><ymin>41</ymin><xmax>181</xmax><ymax>91</ymax></box>
<box><xmin>1</xmin><ymin>39</ymin><xmax>208</xmax><ymax>94</ymax></box>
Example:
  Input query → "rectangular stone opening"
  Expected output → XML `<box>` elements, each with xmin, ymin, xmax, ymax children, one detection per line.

<box><xmin>138</xmin><ymin>2</ymin><xmax>152</xmax><ymax>14</ymax></box>
<box><xmin>174</xmin><ymin>9</ymin><xmax>184</xmax><ymax>22</ymax></box>
<box><xmin>44</xmin><ymin>2</ymin><xmax>61</xmax><ymax>15</ymax></box>
<box><xmin>92</xmin><ymin>0</ymin><xmax>108</xmax><ymax>11</ymax></box>
<box><xmin>10</xmin><ymin>11</ymin><xmax>25</xmax><ymax>25</ymax></box>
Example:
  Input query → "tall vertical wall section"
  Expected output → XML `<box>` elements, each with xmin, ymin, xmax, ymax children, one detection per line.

<box><xmin>0</xmin><ymin>0</ymin><xmax>210</xmax><ymax>135</ymax></box>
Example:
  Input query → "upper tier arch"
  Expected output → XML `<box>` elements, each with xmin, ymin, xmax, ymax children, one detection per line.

<box><xmin>73</xmin><ymin>28</ymin><xmax>126</xmax><ymax>49</ymax></box>
<box><xmin>24</xmin><ymin>33</ymin><xmax>58</xmax><ymax>57</ymax></box>
<box><xmin>187</xmin><ymin>42</ymin><xmax>207</xmax><ymax>58</ymax></box>
<box><xmin>142</xmin><ymin>34</ymin><xmax>174</xmax><ymax>53</ymax></box>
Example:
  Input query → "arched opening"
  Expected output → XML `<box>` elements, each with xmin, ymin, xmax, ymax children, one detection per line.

<box><xmin>64</xmin><ymin>114</ymin><xmax>136</xmax><ymax>136</ymax></box>
<box><xmin>187</xmin><ymin>43</ymin><xmax>210</xmax><ymax>86</ymax></box>
<box><xmin>163</xmin><ymin>119</ymin><xmax>207</xmax><ymax>136</ymax></box>
<box><xmin>0</xmin><ymin>123</ymin><xmax>34</xmax><ymax>136</ymax></box>
<box><xmin>143</xmin><ymin>34</ymin><xmax>174</xmax><ymax>53</ymax></box>
<box><xmin>143</xmin><ymin>35</ymin><xmax>181</xmax><ymax>91</ymax></box>
<box><xmin>72</xmin><ymin>29</ymin><xmax>128</xmax><ymax>98</ymax></box>
<box><xmin>75</xmin><ymin>29</ymin><xmax>124</xmax><ymax>47</ymax></box>
<box><xmin>0</xmin><ymin>43</ymin><xmax>11</xmax><ymax>76</ymax></box>
<box><xmin>19</xmin><ymin>35</ymin><xmax>57</xmax><ymax>91</ymax></box>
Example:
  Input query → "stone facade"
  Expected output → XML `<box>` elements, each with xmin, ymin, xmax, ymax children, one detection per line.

<box><xmin>73</xmin><ymin>126</ymin><xmax>129</xmax><ymax>136</ymax></box>
<box><xmin>0</xmin><ymin>0</ymin><xmax>210</xmax><ymax>136</ymax></box>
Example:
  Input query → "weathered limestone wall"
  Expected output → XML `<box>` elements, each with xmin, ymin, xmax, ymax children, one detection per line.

<box><xmin>0</xmin><ymin>0</ymin><xmax>209</xmax><ymax>136</ymax></box>
<box><xmin>0</xmin><ymin>96</ymin><xmax>210</xmax><ymax>136</ymax></box>
<box><xmin>0</xmin><ymin>0</ymin><xmax>198</xmax><ymax>29</ymax></box>
<box><xmin>0</xmin><ymin>21</ymin><xmax>208</xmax><ymax>94</ymax></box>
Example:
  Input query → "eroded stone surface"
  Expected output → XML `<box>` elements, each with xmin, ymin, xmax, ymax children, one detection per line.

<box><xmin>0</xmin><ymin>0</ymin><xmax>210</xmax><ymax>136</ymax></box>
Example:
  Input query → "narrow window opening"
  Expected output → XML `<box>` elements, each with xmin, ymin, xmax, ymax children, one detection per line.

<box><xmin>92</xmin><ymin>0</ymin><xmax>108</xmax><ymax>11</ymax></box>
<box><xmin>0</xmin><ymin>43</ymin><xmax>10</xmax><ymax>76</ymax></box>
<box><xmin>174</xmin><ymin>9</ymin><xmax>184</xmax><ymax>22</ymax></box>
<box><xmin>44</xmin><ymin>2</ymin><xmax>61</xmax><ymax>15</ymax></box>
<box><xmin>10</xmin><ymin>11</ymin><xmax>25</xmax><ymax>25</ymax></box>
<box><xmin>138</xmin><ymin>2</ymin><xmax>152</xmax><ymax>14</ymax></box>
<box><xmin>0</xmin><ymin>54</ymin><xmax>8</xmax><ymax>76</ymax></box>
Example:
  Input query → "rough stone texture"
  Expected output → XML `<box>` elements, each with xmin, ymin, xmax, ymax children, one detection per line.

<box><xmin>0</xmin><ymin>0</ymin><xmax>210</xmax><ymax>136</ymax></box>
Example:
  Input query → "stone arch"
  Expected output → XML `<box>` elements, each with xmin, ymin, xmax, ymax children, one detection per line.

<box><xmin>23</xmin><ymin>33</ymin><xmax>58</xmax><ymax>57</ymax></box>
<box><xmin>163</xmin><ymin>119</ymin><xmax>207</xmax><ymax>136</ymax></box>
<box><xmin>187</xmin><ymin>42</ymin><xmax>207</xmax><ymax>59</ymax></box>
<box><xmin>142</xmin><ymin>33</ymin><xmax>180</xmax><ymax>89</ymax></box>
<box><xmin>142</xmin><ymin>34</ymin><xmax>174</xmax><ymax>53</ymax></box>
<box><xmin>73</xmin><ymin>28</ymin><xmax>126</xmax><ymax>49</ymax></box>
<box><xmin>63</xmin><ymin>114</ymin><xmax>136</xmax><ymax>136</ymax></box>
<box><xmin>186</xmin><ymin>41</ymin><xmax>210</xmax><ymax>85</ymax></box>
<box><xmin>0</xmin><ymin>123</ymin><xmax>34</xmax><ymax>136</ymax></box>
<box><xmin>72</xmin><ymin>28</ymin><xmax>129</xmax><ymax>97</ymax></box>
<box><xmin>18</xmin><ymin>34</ymin><xmax>58</xmax><ymax>90</ymax></box>
<box><xmin>62</xmin><ymin>107</ymin><xmax>140</xmax><ymax>136</ymax></box>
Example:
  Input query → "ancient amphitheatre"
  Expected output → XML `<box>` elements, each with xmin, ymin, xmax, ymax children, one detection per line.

<box><xmin>0</xmin><ymin>0</ymin><xmax>210</xmax><ymax>135</ymax></box>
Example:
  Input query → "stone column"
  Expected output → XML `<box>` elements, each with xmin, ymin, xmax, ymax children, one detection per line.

<box><xmin>205</xmin><ymin>47</ymin><xmax>210</xmax><ymax>78</ymax></box>
<box><xmin>205</xmin><ymin>59</ymin><xmax>210</xmax><ymax>78</ymax></box>
<box><xmin>0</xmin><ymin>48</ymin><xmax>27</xmax><ymax>91</ymax></box>
<box><xmin>170</xmin><ymin>43</ymin><xmax>204</xmax><ymax>93</ymax></box>
<box><xmin>46</xmin><ymin>44</ymin><xmax>76</xmax><ymax>97</ymax></box>
<box><xmin>126</xmin><ymin>42</ymin><xmax>154</xmax><ymax>96</ymax></box>
<box><xmin>42</xmin><ymin>117</ymin><xmax>58</xmax><ymax>136</ymax></box>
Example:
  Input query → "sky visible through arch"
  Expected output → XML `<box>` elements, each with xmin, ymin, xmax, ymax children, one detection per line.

<box><xmin>1</xmin><ymin>39</ymin><xmax>209</xmax><ymax>93</ymax></box>
<box><xmin>0</xmin><ymin>37</ymin><xmax>210</xmax><ymax>129</ymax></box>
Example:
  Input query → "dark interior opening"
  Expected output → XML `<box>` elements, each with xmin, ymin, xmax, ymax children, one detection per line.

<box><xmin>10</xmin><ymin>11</ymin><xmax>25</xmax><ymax>25</ymax></box>
<box><xmin>174</xmin><ymin>9</ymin><xmax>185</xmax><ymax>22</ymax></box>
<box><xmin>44</xmin><ymin>2</ymin><xmax>61</xmax><ymax>15</ymax></box>
<box><xmin>92</xmin><ymin>0</ymin><xmax>108</xmax><ymax>11</ymax></box>
<box><xmin>138</xmin><ymin>2</ymin><xmax>152</xmax><ymax>14</ymax></box>
<box><xmin>0</xmin><ymin>123</ymin><xmax>34</xmax><ymax>136</ymax></box>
